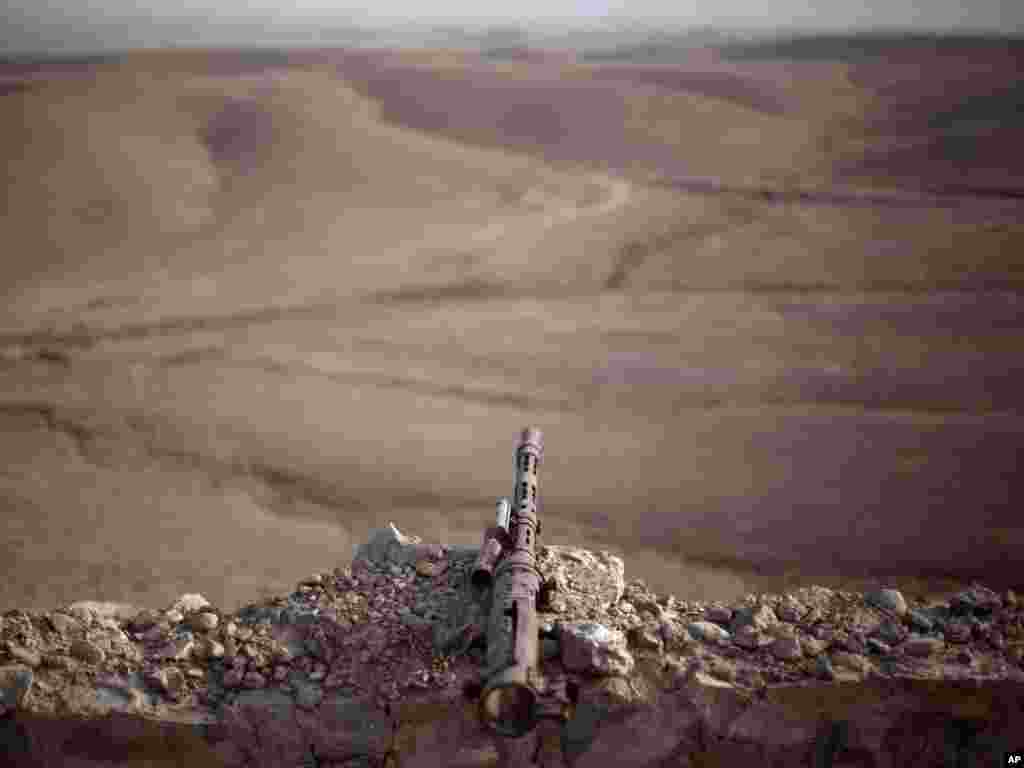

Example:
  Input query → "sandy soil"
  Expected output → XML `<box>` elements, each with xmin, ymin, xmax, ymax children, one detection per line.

<box><xmin>1</xmin><ymin>45</ymin><xmax>1022</xmax><ymax>615</ymax></box>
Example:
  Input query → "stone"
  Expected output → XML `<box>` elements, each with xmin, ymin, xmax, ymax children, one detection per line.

<box><xmin>223</xmin><ymin>666</ymin><xmax>246</xmax><ymax>688</ymax></box>
<box><xmin>354</xmin><ymin>523</ymin><xmax>442</xmax><ymax>568</ymax></box>
<box><xmin>187</xmin><ymin>611</ymin><xmax>220</xmax><ymax>633</ymax></box>
<box><xmin>537</xmin><ymin>546</ymin><xmax>626</xmax><ymax>611</ymax></box>
<box><xmin>830</xmin><ymin>651</ymin><xmax>872</xmax><ymax>677</ymax></box>
<box><xmin>687</xmin><ymin>620</ymin><xmax>731</xmax><ymax>646</ymax></box>
<box><xmin>810</xmin><ymin>624</ymin><xmax>835</xmax><ymax>641</ymax></box>
<box><xmin>42</xmin><ymin>654</ymin><xmax>75</xmax><ymax>671</ymax></box>
<box><xmin>559</xmin><ymin>622</ymin><xmax>634</xmax><ymax>676</ymax></box>
<box><xmin>834</xmin><ymin>631</ymin><xmax>867</xmax><ymax>655</ymax></box>
<box><xmin>635</xmin><ymin>602</ymin><xmax>665</xmax><ymax>622</ymax></box>
<box><xmin>872</xmin><ymin>618</ymin><xmax>909</xmax><ymax>645</ymax></box>
<box><xmin>864</xmin><ymin>588</ymin><xmax>908</xmax><ymax>617</ymax></box>
<box><xmin>192</xmin><ymin>638</ymin><xmax>225</xmax><ymax>661</ymax></box>
<box><xmin>769</xmin><ymin>635</ymin><xmax>803</xmax><ymax>661</ymax></box>
<box><xmin>69</xmin><ymin>639</ymin><xmax>105</xmax><ymax>665</ymax></box>
<box><xmin>706</xmin><ymin>658</ymin><xmax>738</xmax><ymax>683</ymax></box>
<box><xmin>903</xmin><ymin>636</ymin><xmax>945</xmax><ymax>657</ymax></box>
<box><xmin>813</xmin><ymin>655</ymin><xmax>836</xmax><ymax>681</ymax></box>
<box><xmin>170</xmin><ymin>594</ymin><xmax>212</xmax><ymax>615</ymax></box>
<box><xmin>945</xmin><ymin>622</ymin><xmax>973</xmax><ymax>643</ymax></box>
<box><xmin>138</xmin><ymin>625</ymin><xmax>166</xmax><ymax>643</ymax></box>
<box><xmin>148</xmin><ymin>631</ymin><xmax>195</xmax><ymax>661</ymax></box>
<box><xmin>7</xmin><ymin>646</ymin><xmax>42</xmax><ymax>669</ymax></box>
<box><xmin>146</xmin><ymin>667</ymin><xmax>187</xmax><ymax>698</ymax></box>
<box><xmin>47</xmin><ymin>613</ymin><xmax>80</xmax><ymax>635</ymax></box>
<box><xmin>704</xmin><ymin>606</ymin><xmax>733</xmax><ymax>624</ymax></box>
<box><xmin>414</xmin><ymin>559</ymin><xmax>443</xmax><ymax>578</ymax></box>
<box><xmin>800</xmin><ymin>637</ymin><xmax>827</xmax><ymax>657</ymax></box>
<box><xmin>626</xmin><ymin>626</ymin><xmax>663</xmax><ymax>654</ymax></box>
<box><xmin>866</xmin><ymin>638</ymin><xmax>891</xmax><ymax>655</ymax></box>
<box><xmin>128</xmin><ymin>609</ymin><xmax>163</xmax><ymax>633</ymax></box>
<box><xmin>657</xmin><ymin>620</ymin><xmax>687</xmax><ymax>651</ymax></box>
<box><xmin>732</xmin><ymin>625</ymin><xmax>774</xmax><ymax>651</ymax></box>
<box><xmin>775</xmin><ymin>595</ymin><xmax>807</xmax><ymax>623</ymax></box>
<box><xmin>736</xmin><ymin>666</ymin><xmax>766</xmax><ymax>688</ymax></box>
<box><xmin>950</xmin><ymin>584</ymin><xmax>1003</xmax><ymax>616</ymax></box>
<box><xmin>0</xmin><ymin>665</ymin><xmax>33</xmax><ymax>714</ymax></box>
<box><xmin>729</xmin><ymin>603</ymin><xmax>780</xmax><ymax>635</ymax></box>
<box><xmin>309</xmin><ymin>662</ymin><xmax>328</xmax><ymax>681</ymax></box>
<box><xmin>294</xmin><ymin>678</ymin><xmax>325</xmax><ymax>710</ymax></box>
<box><xmin>907</xmin><ymin>608</ymin><xmax>935</xmax><ymax>632</ymax></box>
<box><xmin>243</xmin><ymin>671</ymin><xmax>267</xmax><ymax>689</ymax></box>
<box><xmin>65</xmin><ymin>601</ymin><xmax>140</xmax><ymax>625</ymax></box>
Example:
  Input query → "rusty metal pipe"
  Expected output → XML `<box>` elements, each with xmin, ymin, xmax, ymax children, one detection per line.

<box><xmin>472</xmin><ymin>498</ymin><xmax>512</xmax><ymax>596</ymax></box>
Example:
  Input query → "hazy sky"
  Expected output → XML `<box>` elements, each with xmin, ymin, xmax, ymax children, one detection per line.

<box><xmin>11</xmin><ymin>0</ymin><xmax>1018</xmax><ymax>25</ymax></box>
<box><xmin>3</xmin><ymin>0</ymin><xmax>1021</xmax><ymax>53</ymax></box>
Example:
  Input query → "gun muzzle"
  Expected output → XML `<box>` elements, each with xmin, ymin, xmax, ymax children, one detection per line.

<box><xmin>479</xmin><ymin>672</ymin><xmax>577</xmax><ymax>740</ymax></box>
<box><xmin>471</xmin><ymin>498</ymin><xmax>512</xmax><ymax>595</ymax></box>
<box><xmin>480</xmin><ymin>673</ymin><xmax>539</xmax><ymax>738</ymax></box>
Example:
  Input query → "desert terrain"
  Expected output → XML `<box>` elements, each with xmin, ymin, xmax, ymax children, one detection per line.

<box><xmin>1</xmin><ymin>37</ymin><xmax>1022</xmax><ymax>616</ymax></box>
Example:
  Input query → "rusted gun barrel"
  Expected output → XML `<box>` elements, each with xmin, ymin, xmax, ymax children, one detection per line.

<box><xmin>477</xmin><ymin>427</ymin><xmax>572</xmax><ymax>739</ymax></box>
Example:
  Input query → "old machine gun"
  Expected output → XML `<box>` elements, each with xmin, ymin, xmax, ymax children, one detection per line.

<box><xmin>467</xmin><ymin>427</ymin><xmax>577</xmax><ymax>763</ymax></box>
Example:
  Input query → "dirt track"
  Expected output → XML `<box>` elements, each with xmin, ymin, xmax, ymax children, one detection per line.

<box><xmin>1</xmin><ymin>46</ymin><xmax>1022</xmax><ymax>616</ymax></box>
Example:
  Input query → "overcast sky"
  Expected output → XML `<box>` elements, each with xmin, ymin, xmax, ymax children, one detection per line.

<box><xmin>3</xmin><ymin>0</ymin><xmax>1021</xmax><ymax>54</ymax></box>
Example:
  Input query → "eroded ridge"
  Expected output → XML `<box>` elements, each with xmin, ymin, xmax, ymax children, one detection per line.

<box><xmin>1</xmin><ymin>523</ymin><xmax>1022</xmax><ymax>766</ymax></box>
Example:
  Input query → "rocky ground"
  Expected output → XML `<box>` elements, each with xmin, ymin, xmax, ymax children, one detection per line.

<box><xmin>2</xmin><ymin>43</ymin><xmax>1023</xmax><ymax>623</ymax></box>
<box><xmin>1</xmin><ymin>524</ymin><xmax>1022</xmax><ymax>766</ymax></box>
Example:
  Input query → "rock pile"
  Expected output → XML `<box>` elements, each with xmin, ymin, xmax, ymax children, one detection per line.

<box><xmin>1</xmin><ymin>522</ymin><xmax>1022</xmax><ymax>766</ymax></box>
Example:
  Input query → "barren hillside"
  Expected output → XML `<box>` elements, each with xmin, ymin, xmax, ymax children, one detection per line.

<box><xmin>1</xmin><ymin>42</ymin><xmax>1021</xmax><ymax>615</ymax></box>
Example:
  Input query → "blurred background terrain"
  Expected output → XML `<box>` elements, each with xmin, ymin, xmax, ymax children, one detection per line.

<box><xmin>1</xmin><ymin>8</ymin><xmax>1022</xmax><ymax>614</ymax></box>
